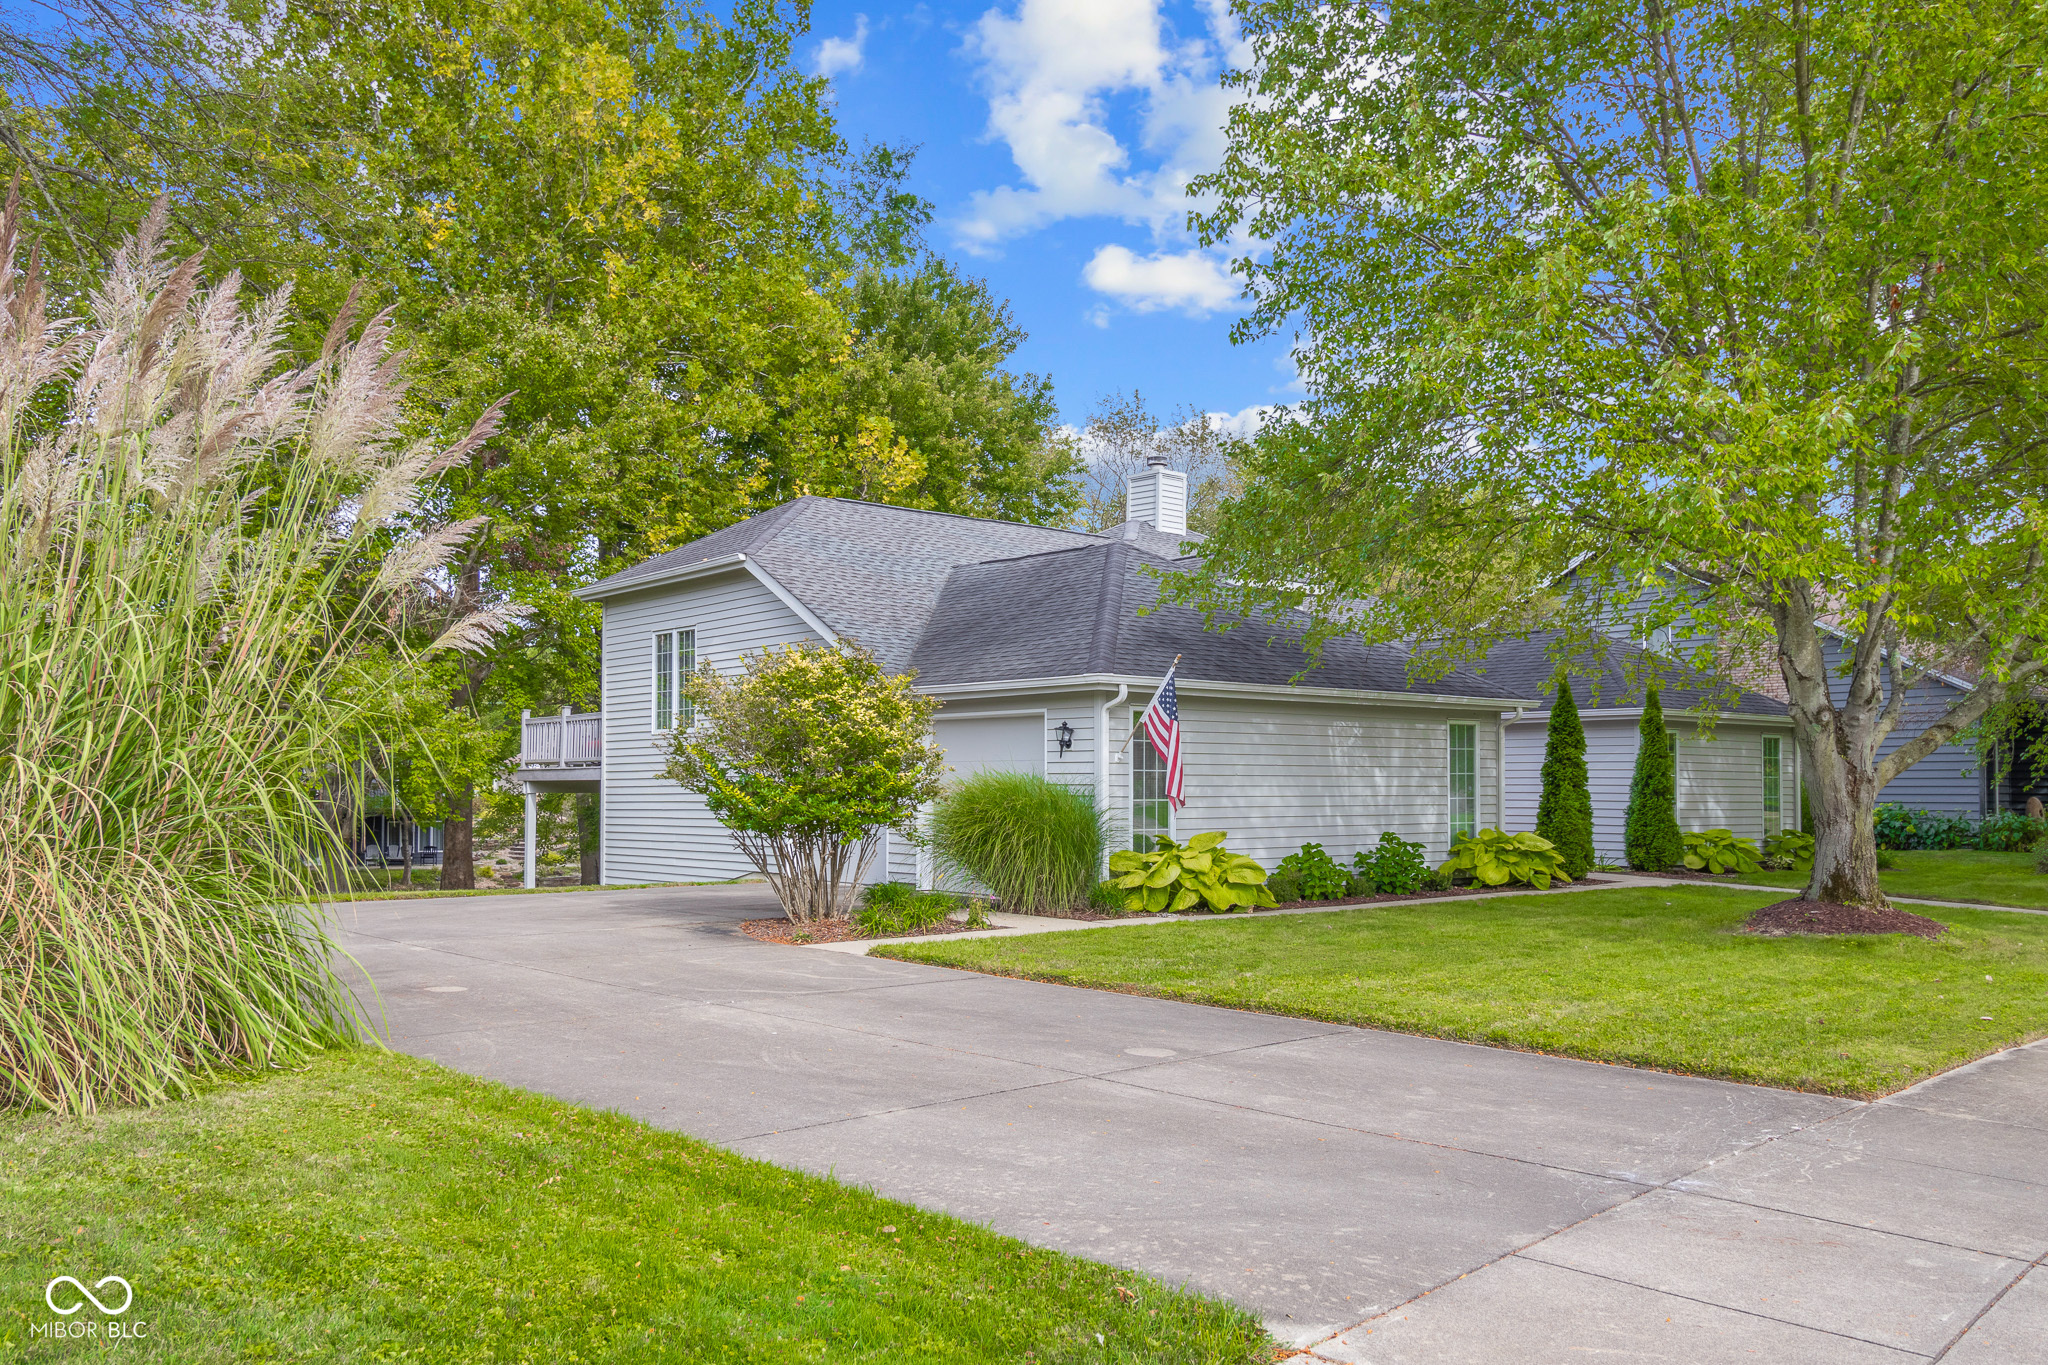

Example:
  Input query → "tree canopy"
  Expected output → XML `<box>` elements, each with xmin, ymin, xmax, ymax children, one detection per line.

<box><xmin>3</xmin><ymin>0</ymin><xmax>1076</xmax><ymax>879</ymax></box>
<box><xmin>1179</xmin><ymin>0</ymin><xmax>2048</xmax><ymax>905</ymax></box>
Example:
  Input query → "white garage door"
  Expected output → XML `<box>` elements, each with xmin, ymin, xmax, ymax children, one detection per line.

<box><xmin>935</xmin><ymin>714</ymin><xmax>1044</xmax><ymax>778</ymax></box>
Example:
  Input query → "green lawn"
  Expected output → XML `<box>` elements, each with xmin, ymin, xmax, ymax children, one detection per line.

<box><xmin>878</xmin><ymin>887</ymin><xmax>2048</xmax><ymax>1098</ymax></box>
<box><xmin>0</xmin><ymin>1052</ymin><xmax>1267</xmax><ymax>1363</ymax></box>
<box><xmin>1741</xmin><ymin>849</ymin><xmax>2048</xmax><ymax>909</ymax></box>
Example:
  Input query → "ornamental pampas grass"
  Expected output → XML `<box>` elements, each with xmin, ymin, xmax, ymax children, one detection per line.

<box><xmin>0</xmin><ymin>195</ymin><xmax>515</xmax><ymax>1113</ymax></box>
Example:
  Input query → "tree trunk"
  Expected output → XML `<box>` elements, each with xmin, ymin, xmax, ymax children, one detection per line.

<box><xmin>440</xmin><ymin>787</ymin><xmax>476</xmax><ymax>890</ymax></box>
<box><xmin>1803</xmin><ymin>760</ymin><xmax>1886</xmax><ymax>907</ymax></box>
<box><xmin>1774</xmin><ymin>593</ymin><xmax>1890</xmax><ymax>909</ymax></box>
<box><xmin>403</xmin><ymin>821</ymin><xmax>414</xmax><ymax>888</ymax></box>
<box><xmin>577</xmin><ymin>793</ymin><xmax>599</xmax><ymax>884</ymax></box>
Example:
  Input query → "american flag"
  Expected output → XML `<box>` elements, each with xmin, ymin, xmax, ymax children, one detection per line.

<box><xmin>1139</xmin><ymin>662</ymin><xmax>1185</xmax><ymax>810</ymax></box>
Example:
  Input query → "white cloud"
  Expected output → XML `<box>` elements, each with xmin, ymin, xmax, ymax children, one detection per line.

<box><xmin>954</xmin><ymin>0</ymin><xmax>1243</xmax><ymax>250</ymax></box>
<box><xmin>1081</xmin><ymin>244</ymin><xmax>1238</xmax><ymax>316</ymax></box>
<box><xmin>813</xmin><ymin>14</ymin><xmax>869</xmax><ymax>78</ymax></box>
<box><xmin>1207</xmin><ymin>403</ymin><xmax>1277</xmax><ymax>439</ymax></box>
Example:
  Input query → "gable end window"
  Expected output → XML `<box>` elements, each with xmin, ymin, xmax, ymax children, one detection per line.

<box><xmin>1449</xmin><ymin>723</ymin><xmax>1477</xmax><ymax>839</ymax></box>
<box><xmin>652</xmin><ymin>629</ymin><xmax>696</xmax><ymax>732</ymax></box>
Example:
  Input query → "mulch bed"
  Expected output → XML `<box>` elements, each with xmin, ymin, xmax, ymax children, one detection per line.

<box><xmin>740</xmin><ymin>916</ymin><xmax>1005</xmax><ymax>946</ymax></box>
<box><xmin>1739</xmin><ymin>897</ymin><xmax>1947</xmax><ymax>939</ymax></box>
<box><xmin>746</xmin><ymin>877</ymin><xmax>1620</xmax><ymax>942</ymax></box>
<box><xmin>1259</xmin><ymin>876</ymin><xmax>1615</xmax><ymax>913</ymax></box>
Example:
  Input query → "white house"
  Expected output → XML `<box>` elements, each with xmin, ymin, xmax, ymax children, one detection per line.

<box><xmin>513</xmin><ymin>460</ymin><xmax>1547</xmax><ymax>887</ymax></box>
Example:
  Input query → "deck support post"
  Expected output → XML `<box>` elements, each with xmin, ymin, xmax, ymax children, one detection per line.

<box><xmin>523</xmin><ymin>784</ymin><xmax>537</xmax><ymax>889</ymax></box>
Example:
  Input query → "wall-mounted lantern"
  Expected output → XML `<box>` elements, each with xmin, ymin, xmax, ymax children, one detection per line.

<box><xmin>1053</xmin><ymin>720</ymin><xmax>1075</xmax><ymax>754</ymax></box>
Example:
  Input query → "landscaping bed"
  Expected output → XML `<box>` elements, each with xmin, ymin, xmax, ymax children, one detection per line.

<box><xmin>0</xmin><ymin>1051</ymin><xmax>1270</xmax><ymax>1363</ymax></box>
<box><xmin>1260</xmin><ymin>876</ymin><xmax>1615</xmax><ymax>912</ymax></box>
<box><xmin>877</xmin><ymin>886</ymin><xmax>2048</xmax><ymax>1097</ymax></box>
<box><xmin>743</xmin><ymin>916</ymin><xmax>1007</xmax><ymax>945</ymax></box>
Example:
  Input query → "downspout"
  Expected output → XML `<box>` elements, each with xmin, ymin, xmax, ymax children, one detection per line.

<box><xmin>1098</xmin><ymin>683</ymin><xmax>1128</xmax><ymax>875</ymax></box>
<box><xmin>1500</xmin><ymin>708</ymin><xmax>1523</xmax><ymax>830</ymax></box>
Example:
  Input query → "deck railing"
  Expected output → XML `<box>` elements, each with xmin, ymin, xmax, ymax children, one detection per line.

<box><xmin>520</xmin><ymin>708</ymin><xmax>602</xmax><ymax>768</ymax></box>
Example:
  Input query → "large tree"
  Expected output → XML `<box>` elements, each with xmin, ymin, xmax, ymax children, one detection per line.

<box><xmin>1179</xmin><ymin>0</ymin><xmax>2048</xmax><ymax>908</ymax></box>
<box><xmin>5</xmin><ymin>0</ymin><xmax>1078</xmax><ymax>884</ymax></box>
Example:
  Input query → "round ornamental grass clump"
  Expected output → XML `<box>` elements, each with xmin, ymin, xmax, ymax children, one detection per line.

<box><xmin>929</xmin><ymin>771</ymin><xmax>1116</xmax><ymax>916</ymax></box>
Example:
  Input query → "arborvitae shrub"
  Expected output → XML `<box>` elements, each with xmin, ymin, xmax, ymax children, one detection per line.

<box><xmin>1535</xmin><ymin>676</ymin><xmax>1596</xmax><ymax>879</ymax></box>
<box><xmin>1624</xmin><ymin>685</ymin><xmax>1686</xmax><ymax>871</ymax></box>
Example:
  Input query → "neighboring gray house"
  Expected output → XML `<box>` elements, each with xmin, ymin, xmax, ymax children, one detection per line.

<box><xmin>1480</xmin><ymin>633</ymin><xmax>1798</xmax><ymax>865</ymax></box>
<box><xmin>1570</xmin><ymin>567</ymin><xmax>2003</xmax><ymax>819</ymax></box>
<box><xmin>1813</xmin><ymin>631</ymin><xmax>1996</xmax><ymax>816</ymax></box>
<box><xmin>511</xmin><ymin>461</ymin><xmax>1539</xmax><ymax>887</ymax></box>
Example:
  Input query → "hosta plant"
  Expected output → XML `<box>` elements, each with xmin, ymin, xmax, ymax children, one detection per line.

<box><xmin>1439</xmin><ymin>830</ymin><xmax>1568</xmax><ymax>890</ymax></box>
<box><xmin>1683</xmin><ymin>829</ymin><xmax>1764</xmax><ymax>875</ymax></box>
<box><xmin>1761</xmin><ymin>829</ymin><xmax>1816</xmax><ymax>868</ymax></box>
<box><xmin>1107</xmin><ymin>832</ymin><xmax>1275</xmax><ymax>913</ymax></box>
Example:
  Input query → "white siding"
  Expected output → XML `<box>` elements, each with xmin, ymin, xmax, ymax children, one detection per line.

<box><xmin>1506</xmin><ymin>714</ymin><xmax>1795</xmax><ymax>863</ymax></box>
<box><xmin>933</xmin><ymin>714</ymin><xmax>1045</xmax><ymax>776</ymax></box>
<box><xmin>1104</xmin><ymin>694</ymin><xmax>1502</xmax><ymax>868</ymax></box>
<box><xmin>599</xmin><ymin>569</ymin><xmax>826</xmax><ymax>885</ymax></box>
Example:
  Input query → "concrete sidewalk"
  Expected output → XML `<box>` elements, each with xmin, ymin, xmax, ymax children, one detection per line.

<box><xmin>332</xmin><ymin>884</ymin><xmax>2047</xmax><ymax>1362</ymax></box>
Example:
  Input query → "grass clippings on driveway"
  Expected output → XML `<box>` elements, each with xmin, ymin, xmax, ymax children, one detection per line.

<box><xmin>1738</xmin><ymin>849</ymin><xmax>2048</xmax><ymax>910</ymax></box>
<box><xmin>0</xmin><ymin>1051</ymin><xmax>1269</xmax><ymax>1364</ymax></box>
<box><xmin>878</xmin><ymin>886</ymin><xmax>2048</xmax><ymax>1097</ymax></box>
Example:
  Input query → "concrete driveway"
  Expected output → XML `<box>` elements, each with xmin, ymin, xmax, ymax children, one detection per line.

<box><xmin>331</xmin><ymin>884</ymin><xmax>2047</xmax><ymax>1362</ymax></box>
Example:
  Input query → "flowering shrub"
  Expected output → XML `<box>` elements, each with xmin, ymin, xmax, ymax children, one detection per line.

<box><xmin>665</xmin><ymin>643</ymin><xmax>945</xmax><ymax>921</ymax></box>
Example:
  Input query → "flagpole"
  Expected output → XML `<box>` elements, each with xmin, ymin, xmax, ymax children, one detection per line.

<box><xmin>1114</xmin><ymin>655</ymin><xmax>1181</xmax><ymax>760</ymax></box>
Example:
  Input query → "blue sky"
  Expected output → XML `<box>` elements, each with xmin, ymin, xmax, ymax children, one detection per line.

<box><xmin>800</xmin><ymin>0</ymin><xmax>1294</xmax><ymax>430</ymax></box>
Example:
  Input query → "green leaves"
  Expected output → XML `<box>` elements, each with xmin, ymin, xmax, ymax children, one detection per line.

<box><xmin>1174</xmin><ymin>0</ymin><xmax>2048</xmax><ymax>850</ymax></box>
<box><xmin>1763</xmin><ymin>830</ymin><xmax>1816</xmax><ymax>865</ymax></box>
<box><xmin>1439</xmin><ymin>830</ymin><xmax>1569</xmax><ymax>891</ymax></box>
<box><xmin>663</xmin><ymin>643</ymin><xmax>944</xmax><ymax>920</ymax></box>
<box><xmin>1107</xmin><ymin>834</ymin><xmax>1277</xmax><ymax>914</ymax></box>
<box><xmin>1275</xmin><ymin>842</ymin><xmax>1349</xmax><ymax>900</ymax></box>
<box><xmin>1683</xmin><ymin>830</ymin><xmax>1764</xmax><ymax>876</ymax></box>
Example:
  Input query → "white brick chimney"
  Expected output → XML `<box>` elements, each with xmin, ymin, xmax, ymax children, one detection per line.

<box><xmin>1126</xmin><ymin>455</ymin><xmax>1187</xmax><ymax>535</ymax></box>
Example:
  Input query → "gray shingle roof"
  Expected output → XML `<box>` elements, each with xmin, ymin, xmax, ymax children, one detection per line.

<box><xmin>1476</xmin><ymin>631</ymin><xmax>1790</xmax><ymax>716</ymax></box>
<box><xmin>579</xmin><ymin>496</ymin><xmax>1102</xmax><ymax>669</ymax></box>
<box><xmin>583</xmin><ymin>495</ymin><xmax>1526</xmax><ymax>699</ymax></box>
<box><xmin>910</xmin><ymin>540</ymin><xmax>1523</xmax><ymax>699</ymax></box>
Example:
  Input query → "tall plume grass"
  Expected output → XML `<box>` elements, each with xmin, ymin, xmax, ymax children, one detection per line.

<box><xmin>929</xmin><ymin>771</ymin><xmax>1116</xmax><ymax>915</ymax></box>
<box><xmin>0</xmin><ymin>195</ymin><xmax>512</xmax><ymax>1114</ymax></box>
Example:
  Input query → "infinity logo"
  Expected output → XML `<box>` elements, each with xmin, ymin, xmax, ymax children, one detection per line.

<box><xmin>46</xmin><ymin>1276</ymin><xmax>133</xmax><ymax>1316</ymax></box>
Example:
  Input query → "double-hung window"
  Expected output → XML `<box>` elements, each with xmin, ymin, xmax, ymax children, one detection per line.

<box><xmin>1762</xmin><ymin>736</ymin><xmax>1782</xmax><ymax>827</ymax></box>
<box><xmin>1448</xmin><ymin>723</ymin><xmax>1477</xmax><ymax>840</ymax></box>
<box><xmin>652</xmin><ymin>629</ymin><xmax>696</xmax><ymax>732</ymax></box>
<box><xmin>1131</xmin><ymin>708</ymin><xmax>1172</xmax><ymax>851</ymax></box>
